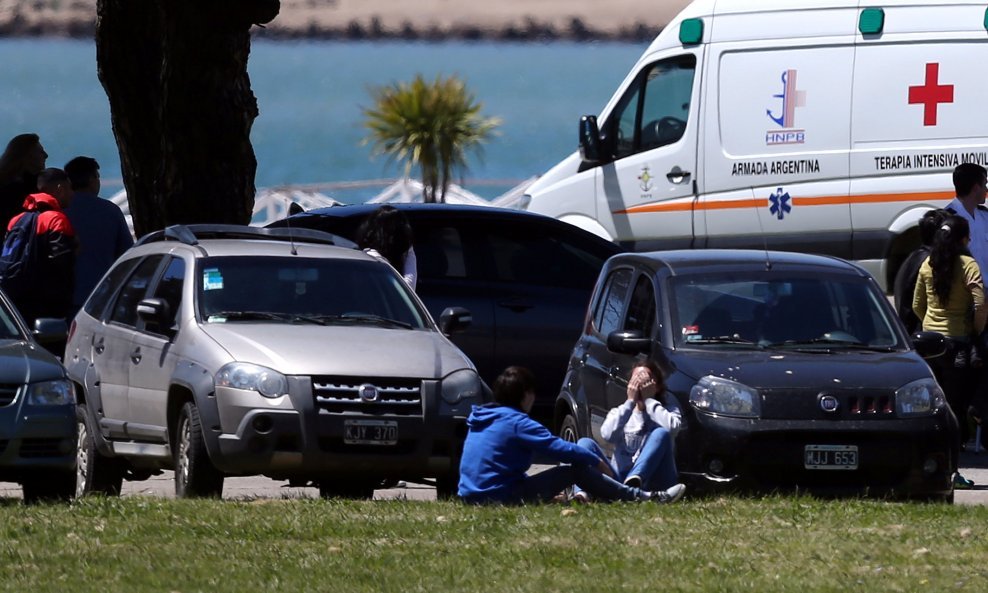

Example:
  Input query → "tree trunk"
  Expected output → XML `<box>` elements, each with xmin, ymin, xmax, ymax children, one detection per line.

<box><xmin>96</xmin><ymin>0</ymin><xmax>280</xmax><ymax>237</ymax></box>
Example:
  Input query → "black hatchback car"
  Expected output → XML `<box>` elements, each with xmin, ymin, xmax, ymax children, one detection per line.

<box><xmin>269</xmin><ymin>204</ymin><xmax>621</xmax><ymax>423</ymax></box>
<box><xmin>555</xmin><ymin>249</ymin><xmax>955</xmax><ymax>500</ymax></box>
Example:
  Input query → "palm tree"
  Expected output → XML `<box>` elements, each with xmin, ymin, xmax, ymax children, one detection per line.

<box><xmin>363</xmin><ymin>75</ymin><xmax>501</xmax><ymax>203</ymax></box>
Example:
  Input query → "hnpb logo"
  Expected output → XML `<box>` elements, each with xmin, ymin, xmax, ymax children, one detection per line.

<box><xmin>766</xmin><ymin>69</ymin><xmax>806</xmax><ymax>146</ymax></box>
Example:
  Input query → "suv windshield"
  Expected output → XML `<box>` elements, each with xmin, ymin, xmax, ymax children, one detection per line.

<box><xmin>671</xmin><ymin>273</ymin><xmax>902</xmax><ymax>350</ymax></box>
<box><xmin>197</xmin><ymin>256</ymin><xmax>429</xmax><ymax>330</ymax></box>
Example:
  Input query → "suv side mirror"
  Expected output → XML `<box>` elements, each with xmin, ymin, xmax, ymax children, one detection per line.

<box><xmin>607</xmin><ymin>330</ymin><xmax>651</xmax><ymax>355</ymax></box>
<box><xmin>32</xmin><ymin>318</ymin><xmax>68</xmax><ymax>344</ymax></box>
<box><xmin>137</xmin><ymin>298</ymin><xmax>172</xmax><ymax>335</ymax></box>
<box><xmin>912</xmin><ymin>331</ymin><xmax>947</xmax><ymax>360</ymax></box>
<box><xmin>579</xmin><ymin>115</ymin><xmax>602</xmax><ymax>165</ymax></box>
<box><xmin>438</xmin><ymin>307</ymin><xmax>472</xmax><ymax>335</ymax></box>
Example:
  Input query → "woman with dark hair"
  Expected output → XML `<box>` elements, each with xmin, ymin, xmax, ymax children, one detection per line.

<box><xmin>571</xmin><ymin>359</ymin><xmax>683</xmax><ymax>502</ymax></box>
<box><xmin>356</xmin><ymin>205</ymin><xmax>417</xmax><ymax>290</ymax></box>
<box><xmin>0</xmin><ymin>133</ymin><xmax>48</xmax><ymax>234</ymax></box>
<box><xmin>913</xmin><ymin>213</ymin><xmax>985</xmax><ymax>488</ymax></box>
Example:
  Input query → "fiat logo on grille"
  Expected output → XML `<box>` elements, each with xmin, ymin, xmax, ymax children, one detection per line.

<box><xmin>819</xmin><ymin>395</ymin><xmax>839</xmax><ymax>413</ymax></box>
<box><xmin>358</xmin><ymin>384</ymin><xmax>379</xmax><ymax>402</ymax></box>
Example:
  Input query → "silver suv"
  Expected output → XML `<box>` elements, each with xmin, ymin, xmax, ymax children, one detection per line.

<box><xmin>65</xmin><ymin>225</ymin><xmax>484</xmax><ymax>498</ymax></box>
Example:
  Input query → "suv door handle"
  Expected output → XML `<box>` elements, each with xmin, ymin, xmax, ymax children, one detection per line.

<box><xmin>94</xmin><ymin>337</ymin><xmax>105</xmax><ymax>355</ymax></box>
<box><xmin>497</xmin><ymin>299</ymin><xmax>534</xmax><ymax>312</ymax></box>
<box><xmin>666</xmin><ymin>166</ymin><xmax>691</xmax><ymax>184</ymax></box>
<box><xmin>130</xmin><ymin>347</ymin><xmax>142</xmax><ymax>364</ymax></box>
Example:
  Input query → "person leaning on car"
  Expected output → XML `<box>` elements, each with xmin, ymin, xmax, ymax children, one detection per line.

<box><xmin>457</xmin><ymin>366</ymin><xmax>685</xmax><ymax>504</ymax></box>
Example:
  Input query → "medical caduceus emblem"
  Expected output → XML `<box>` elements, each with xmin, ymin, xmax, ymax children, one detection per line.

<box><xmin>769</xmin><ymin>187</ymin><xmax>792</xmax><ymax>220</ymax></box>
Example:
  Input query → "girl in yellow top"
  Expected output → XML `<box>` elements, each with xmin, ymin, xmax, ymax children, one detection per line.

<box><xmin>912</xmin><ymin>214</ymin><xmax>985</xmax><ymax>488</ymax></box>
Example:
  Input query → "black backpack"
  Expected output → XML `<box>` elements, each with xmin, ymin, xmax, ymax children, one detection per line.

<box><xmin>0</xmin><ymin>211</ymin><xmax>41</xmax><ymax>300</ymax></box>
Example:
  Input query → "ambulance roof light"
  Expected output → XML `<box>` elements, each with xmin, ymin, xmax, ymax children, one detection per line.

<box><xmin>679</xmin><ymin>18</ymin><xmax>703</xmax><ymax>45</ymax></box>
<box><xmin>859</xmin><ymin>7</ymin><xmax>884</xmax><ymax>35</ymax></box>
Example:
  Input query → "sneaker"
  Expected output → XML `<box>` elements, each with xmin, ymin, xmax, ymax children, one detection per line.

<box><xmin>954</xmin><ymin>473</ymin><xmax>975</xmax><ymax>489</ymax></box>
<box><xmin>644</xmin><ymin>483</ymin><xmax>686</xmax><ymax>503</ymax></box>
<box><xmin>624</xmin><ymin>475</ymin><xmax>642</xmax><ymax>489</ymax></box>
<box><xmin>570</xmin><ymin>491</ymin><xmax>591</xmax><ymax>504</ymax></box>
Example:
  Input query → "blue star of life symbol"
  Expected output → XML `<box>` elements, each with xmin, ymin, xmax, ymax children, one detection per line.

<box><xmin>769</xmin><ymin>187</ymin><xmax>791</xmax><ymax>220</ymax></box>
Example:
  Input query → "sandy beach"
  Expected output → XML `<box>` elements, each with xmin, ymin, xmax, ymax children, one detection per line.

<box><xmin>0</xmin><ymin>0</ymin><xmax>692</xmax><ymax>40</ymax></box>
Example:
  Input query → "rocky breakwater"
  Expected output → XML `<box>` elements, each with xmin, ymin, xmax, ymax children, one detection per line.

<box><xmin>0</xmin><ymin>0</ymin><xmax>688</xmax><ymax>41</ymax></box>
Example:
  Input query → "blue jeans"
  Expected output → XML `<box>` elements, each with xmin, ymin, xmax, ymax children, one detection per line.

<box><xmin>574</xmin><ymin>430</ymin><xmax>678</xmax><ymax>495</ymax></box>
<box><xmin>514</xmin><ymin>454</ymin><xmax>646</xmax><ymax>503</ymax></box>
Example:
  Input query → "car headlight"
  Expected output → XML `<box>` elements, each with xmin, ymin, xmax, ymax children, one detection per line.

<box><xmin>26</xmin><ymin>379</ymin><xmax>76</xmax><ymax>406</ymax></box>
<box><xmin>215</xmin><ymin>362</ymin><xmax>288</xmax><ymax>398</ymax></box>
<box><xmin>895</xmin><ymin>378</ymin><xmax>946</xmax><ymax>417</ymax></box>
<box><xmin>689</xmin><ymin>376</ymin><xmax>761</xmax><ymax>418</ymax></box>
<box><xmin>441</xmin><ymin>369</ymin><xmax>484</xmax><ymax>404</ymax></box>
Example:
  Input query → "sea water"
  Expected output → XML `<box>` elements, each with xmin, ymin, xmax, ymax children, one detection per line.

<box><xmin>0</xmin><ymin>38</ymin><xmax>645</xmax><ymax>202</ymax></box>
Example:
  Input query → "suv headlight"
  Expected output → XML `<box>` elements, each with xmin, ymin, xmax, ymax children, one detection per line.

<box><xmin>215</xmin><ymin>362</ymin><xmax>288</xmax><ymax>399</ymax></box>
<box><xmin>441</xmin><ymin>369</ymin><xmax>484</xmax><ymax>404</ymax></box>
<box><xmin>689</xmin><ymin>376</ymin><xmax>761</xmax><ymax>418</ymax></box>
<box><xmin>895</xmin><ymin>378</ymin><xmax>946</xmax><ymax>417</ymax></box>
<box><xmin>26</xmin><ymin>379</ymin><xmax>76</xmax><ymax>406</ymax></box>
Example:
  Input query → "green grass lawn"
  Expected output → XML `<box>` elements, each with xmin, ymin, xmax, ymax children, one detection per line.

<box><xmin>0</xmin><ymin>496</ymin><xmax>985</xmax><ymax>593</ymax></box>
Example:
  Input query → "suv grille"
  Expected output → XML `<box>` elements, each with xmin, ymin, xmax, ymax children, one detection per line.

<box><xmin>312</xmin><ymin>376</ymin><xmax>422</xmax><ymax>416</ymax></box>
<box><xmin>0</xmin><ymin>384</ymin><xmax>19</xmax><ymax>407</ymax></box>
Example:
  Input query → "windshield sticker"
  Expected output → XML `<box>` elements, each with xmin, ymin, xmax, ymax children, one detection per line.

<box><xmin>203</xmin><ymin>268</ymin><xmax>224</xmax><ymax>291</ymax></box>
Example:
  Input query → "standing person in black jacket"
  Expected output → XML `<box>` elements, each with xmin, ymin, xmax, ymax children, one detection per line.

<box><xmin>893</xmin><ymin>209</ymin><xmax>946</xmax><ymax>334</ymax></box>
<box><xmin>0</xmin><ymin>134</ymin><xmax>48</xmax><ymax>239</ymax></box>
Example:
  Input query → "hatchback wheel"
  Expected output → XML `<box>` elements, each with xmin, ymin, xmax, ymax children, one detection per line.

<box><xmin>559</xmin><ymin>413</ymin><xmax>579</xmax><ymax>443</ymax></box>
<box><xmin>75</xmin><ymin>404</ymin><xmax>123</xmax><ymax>498</ymax></box>
<box><xmin>174</xmin><ymin>402</ymin><xmax>224</xmax><ymax>498</ymax></box>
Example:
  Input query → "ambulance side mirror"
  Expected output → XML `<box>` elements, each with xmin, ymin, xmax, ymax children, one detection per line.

<box><xmin>579</xmin><ymin>115</ymin><xmax>602</xmax><ymax>165</ymax></box>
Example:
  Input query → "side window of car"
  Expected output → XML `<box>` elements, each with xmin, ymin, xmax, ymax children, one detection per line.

<box><xmin>414</xmin><ymin>225</ymin><xmax>469</xmax><ymax>280</ymax></box>
<box><xmin>84</xmin><ymin>257</ymin><xmax>141</xmax><ymax>319</ymax></box>
<box><xmin>109</xmin><ymin>255</ymin><xmax>164</xmax><ymax>328</ymax></box>
<box><xmin>147</xmin><ymin>257</ymin><xmax>185</xmax><ymax>332</ymax></box>
<box><xmin>593</xmin><ymin>268</ymin><xmax>633</xmax><ymax>336</ymax></box>
<box><xmin>606</xmin><ymin>54</ymin><xmax>697</xmax><ymax>160</ymax></box>
<box><xmin>623</xmin><ymin>274</ymin><xmax>656</xmax><ymax>336</ymax></box>
<box><xmin>484</xmin><ymin>225</ymin><xmax>609</xmax><ymax>289</ymax></box>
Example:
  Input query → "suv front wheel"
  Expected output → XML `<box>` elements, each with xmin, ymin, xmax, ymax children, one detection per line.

<box><xmin>174</xmin><ymin>402</ymin><xmax>224</xmax><ymax>498</ymax></box>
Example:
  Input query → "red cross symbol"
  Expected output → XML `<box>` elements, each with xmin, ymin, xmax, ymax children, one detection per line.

<box><xmin>908</xmin><ymin>62</ymin><xmax>954</xmax><ymax>126</ymax></box>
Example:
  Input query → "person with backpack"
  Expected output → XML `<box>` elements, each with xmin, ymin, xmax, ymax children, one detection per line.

<box><xmin>0</xmin><ymin>168</ymin><xmax>77</xmax><ymax>327</ymax></box>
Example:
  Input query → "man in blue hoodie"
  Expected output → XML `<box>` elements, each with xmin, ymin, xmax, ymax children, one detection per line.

<box><xmin>458</xmin><ymin>366</ymin><xmax>686</xmax><ymax>504</ymax></box>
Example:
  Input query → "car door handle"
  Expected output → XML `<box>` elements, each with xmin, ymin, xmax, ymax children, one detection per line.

<box><xmin>497</xmin><ymin>299</ymin><xmax>535</xmax><ymax>312</ymax></box>
<box><xmin>93</xmin><ymin>337</ymin><xmax>105</xmax><ymax>355</ymax></box>
<box><xmin>666</xmin><ymin>166</ymin><xmax>691</xmax><ymax>184</ymax></box>
<box><xmin>130</xmin><ymin>348</ymin><xmax>142</xmax><ymax>364</ymax></box>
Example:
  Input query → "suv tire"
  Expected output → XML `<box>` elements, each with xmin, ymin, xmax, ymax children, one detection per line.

<box><xmin>75</xmin><ymin>405</ymin><xmax>124</xmax><ymax>497</ymax></box>
<box><xmin>174</xmin><ymin>402</ymin><xmax>224</xmax><ymax>498</ymax></box>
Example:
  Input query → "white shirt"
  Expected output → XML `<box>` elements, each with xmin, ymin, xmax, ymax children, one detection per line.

<box><xmin>948</xmin><ymin>198</ymin><xmax>988</xmax><ymax>281</ymax></box>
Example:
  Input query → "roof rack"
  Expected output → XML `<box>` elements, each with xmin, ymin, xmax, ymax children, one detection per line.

<box><xmin>134</xmin><ymin>224</ymin><xmax>357</xmax><ymax>249</ymax></box>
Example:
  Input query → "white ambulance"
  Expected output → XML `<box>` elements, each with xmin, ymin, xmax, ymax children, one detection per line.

<box><xmin>521</xmin><ymin>0</ymin><xmax>988</xmax><ymax>290</ymax></box>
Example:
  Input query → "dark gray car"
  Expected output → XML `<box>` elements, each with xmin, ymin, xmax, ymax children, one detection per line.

<box><xmin>0</xmin><ymin>294</ymin><xmax>76</xmax><ymax>503</ymax></box>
